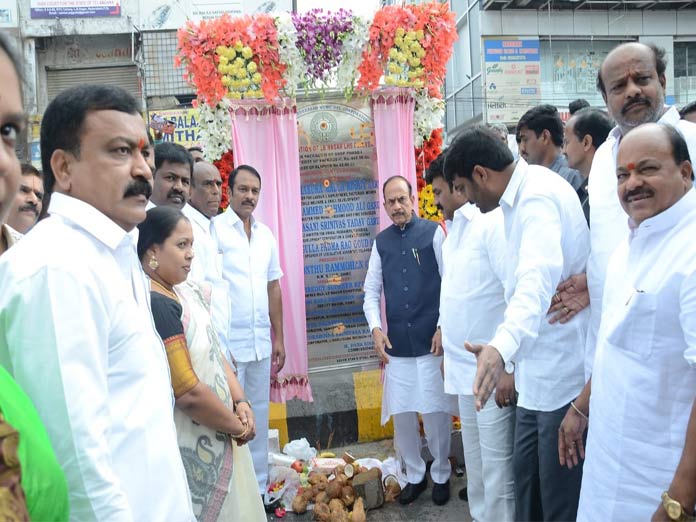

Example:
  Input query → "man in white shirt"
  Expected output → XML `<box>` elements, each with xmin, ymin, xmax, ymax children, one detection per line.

<box><xmin>211</xmin><ymin>164</ymin><xmax>285</xmax><ymax>494</ymax></box>
<box><xmin>0</xmin><ymin>84</ymin><xmax>194</xmax><ymax>521</ymax></box>
<box><xmin>585</xmin><ymin>41</ymin><xmax>696</xmax><ymax>375</ymax></box>
<box><xmin>363</xmin><ymin>175</ymin><xmax>457</xmax><ymax>506</ymax></box>
<box><xmin>182</xmin><ymin>161</ymin><xmax>232</xmax><ymax>355</ymax></box>
<box><xmin>424</xmin><ymin>151</ymin><xmax>466</xmax><ymax>232</ymax></box>
<box><xmin>559</xmin><ymin>123</ymin><xmax>696</xmax><ymax>521</ymax></box>
<box><xmin>444</xmin><ymin>126</ymin><xmax>590</xmax><ymax>521</ymax></box>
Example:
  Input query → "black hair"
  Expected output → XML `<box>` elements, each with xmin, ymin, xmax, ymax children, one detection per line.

<box><xmin>424</xmin><ymin>151</ymin><xmax>446</xmax><ymax>185</ymax></box>
<box><xmin>516</xmin><ymin>104</ymin><xmax>564</xmax><ymax>147</ymax></box>
<box><xmin>568</xmin><ymin>99</ymin><xmax>590</xmax><ymax>115</ymax></box>
<box><xmin>382</xmin><ymin>175</ymin><xmax>412</xmax><ymax>198</ymax></box>
<box><xmin>569</xmin><ymin>108</ymin><xmax>614</xmax><ymax>151</ymax></box>
<box><xmin>229</xmin><ymin>164</ymin><xmax>261</xmax><ymax>192</ymax></box>
<box><xmin>680</xmin><ymin>100</ymin><xmax>696</xmax><ymax>119</ymax></box>
<box><xmin>154</xmin><ymin>142</ymin><xmax>193</xmax><ymax>176</ymax></box>
<box><xmin>0</xmin><ymin>34</ymin><xmax>22</xmax><ymax>101</ymax></box>
<box><xmin>658</xmin><ymin>123</ymin><xmax>691</xmax><ymax>166</ymax></box>
<box><xmin>136</xmin><ymin>206</ymin><xmax>188</xmax><ymax>260</ymax></box>
<box><xmin>41</xmin><ymin>84</ymin><xmax>141</xmax><ymax>195</ymax></box>
<box><xmin>20</xmin><ymin>163</ymin><xmax>41</xmax><ymax>178</ymax></box>
<box><xmin>188</xmin><ymin>146</ymin><xmax>203</xmax><ymax>153</ymax></box>
<box><xmin>444</xmin><ymin>125</ymin><xmax>514</xmax><ymax>183</ymax></box>
<box><xmin>597</xmin><ymin>42</ymin><xmax>667</xmax><ymax>96</ymax></box>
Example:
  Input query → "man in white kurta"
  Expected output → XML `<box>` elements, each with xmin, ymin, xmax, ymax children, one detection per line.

<box><xmin>445</xmin><ymin>127</ymin><xmax>590</xmax><ymax>521</ymax></box>
<box><xmin>586</xmin><ymin>42</ymin><xmax>696</xmax><ymax>375</ymax></box>
<box><xmin>363</xmin><ymin>175</ymin><xmax>457</xmax><ymax>506</ymax></box>
<box><xmin>0</xmin><ymin>85</ymin><xmax>194</xmax><ymax>521</ymax></box>
<box><xmin>574</xmin><ymin>123</ymin><xmax>696</xmax><ymax>521</ymax></box>
<box><xmin>439</xmin><ymin>202</ymin><xmax>516</xmax><ymax>521</ymax></box>
<box><xmin>211</xmin><ymin>165</ymin><xmax>285</xmax><ymax>494</ymax></box>
<box><xmin>182</xmin><ymin>161</ymin><xmax>230</xmax><ymax>349</ymax></box>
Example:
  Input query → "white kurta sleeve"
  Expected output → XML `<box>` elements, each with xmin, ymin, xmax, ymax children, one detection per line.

<box><xmin>268</xmin><ymin>232</ymin><xmax>283</xmax><ymax>281</ymax></box>
<box><xmin>680</xmin><ymin>270</ymin><xmax>696</xmax><ymax>366</ymax></box>
<box><xmin>433</xmin><ymin>225</ymin><xmax>445</xmax><ymax>277</ymax></box>
<box><xmin>5</xmin><ymin>267</ymin><xmax>133</xmax><ymax>521</ymax></box>
<box><xmin>490</xmin><ymin>196</ymin><xmax>564</xmax><ymax>364</ymax></box>
<box><xmin>363</xmin><ymin>241</ymin><xmax>383</xmax><ymax>332</ymax></box>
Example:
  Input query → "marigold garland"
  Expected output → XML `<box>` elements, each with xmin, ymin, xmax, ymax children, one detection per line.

<box><xmin>416</xmin><ymin>128</ymin><xmax>444</xmax><ymax>222</ymax></box>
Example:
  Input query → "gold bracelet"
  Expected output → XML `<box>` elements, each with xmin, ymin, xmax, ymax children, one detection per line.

<box><xmin>570</xmin><ymin>401</ymin><xmax>589</xmax><ymax>421</ymax></box>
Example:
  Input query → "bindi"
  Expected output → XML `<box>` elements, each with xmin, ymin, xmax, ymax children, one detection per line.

<box><xmin>137</xmin><ymin>138</ymin><xmax>146</xmax><ymax>149</ymax></box>
<box><xmin>626</xmin><ymin>162</ymin><xmax>635</xmax><ymax>171</ymax></box>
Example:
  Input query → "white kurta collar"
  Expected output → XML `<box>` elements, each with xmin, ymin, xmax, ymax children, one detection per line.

<box><xmin>48</xmin><ymin>192</ymin><xmax>135</xmax><ymax>251</ymax></box>
<box><xmin>629</xmin><ymin>187</ymin><xmax>696</xmax><ymax>239</ymax></box>
<box><xmin>499</xmin><ymin>158</ymin><xmax>526</xmax><ymax>209</ymax></box>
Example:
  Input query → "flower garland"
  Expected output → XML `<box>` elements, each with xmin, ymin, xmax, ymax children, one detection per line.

<box><xmin>196</xmin><ymin>97</ymin><xmax>233</xmax><ymax>163</ymax></box>
<box><xmin>415</xmin><ymin>128</ymin><xmax>443</xmax><ymax>222</ymax></box>
<box><xmin>335</xmin><ymin>14</ymin><xmax>370</xmax><ymax>97</ymax></box>
<box><xmin>291</xmin><ymin>8</ymin><xmax>354</xmax><ymax>89</ymax></box>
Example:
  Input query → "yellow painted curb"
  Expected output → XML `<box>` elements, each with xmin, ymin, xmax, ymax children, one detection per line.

<box><xmin>353</xmin><ymin>369</ymin><xmax>394</xmax><ymax>442</ymax></box>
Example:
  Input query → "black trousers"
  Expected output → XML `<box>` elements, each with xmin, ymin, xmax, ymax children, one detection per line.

<box><xmin>513</xmin><ymin>404</ymin><xmax>583</xmax><ymax>522</ymax></box>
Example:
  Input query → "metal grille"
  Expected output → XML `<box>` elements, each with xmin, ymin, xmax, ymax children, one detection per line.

<box><xmin>142</xmin><ymin>31</ymin><xmax>194</xmax><ymax>97</ymax></box>
<box><xmin>46</xmin><ymin>66</ymin><xmax>141</xmax><ymax>103</ymax></box>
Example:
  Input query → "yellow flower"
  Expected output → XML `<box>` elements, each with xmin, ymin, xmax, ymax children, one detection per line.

<box><xmin>240</xmin><ymin>78</ymin><xmax>250</xmax><ymax>87</ymax></box>
<box><xmin>226</xmin><ymin>91</ymin><xmax>242</xmax><ymax>99</ymax></box>
<box><xmin>234</xmin><ymin>57</ymin><xmax>245</xmax><ymax>67</ymax></box>
<box><xmin>241</xmin><ymin>46</ymin><xmax>253</xmax><ymax>59</ymax></box>
<box><xmin>221</xmin><ymin>75</ymin><xmax>231</xmax><ymax>86</ymax></box>
<box><xmin>235</xmin><ymin>68</ymin><xmax>247</xmax><ymax>80</ymax></box>
<box><xmin>246</xmin><ymin>61</ymin><xmax>258</xmax><ymax>73</ymax></box>
<box><xmin>385</xmin><ymin>77</ymin><xmax>395</xmax><ymax>85</ymax></box>
<box><xmin>228</xmin><ymin>48</ymin><xmax>237</xmax><ymax>60</ymax></box>
<box><xmin>387</xmin><ymin>63</ymin><xmax>402</xmax><ymax>74</ymax></box>
<box><xmin>397</xmin><ymin>52</ymin><xmax>407</xmax><ymax>64</ymax></box>
<box><xmin>423</xmin><ymin>184</ymin><xmax>433</xmax><ymax>196</ymax></box>
<box><xmin>416</xmin><ymin>29</ymin><xmax>424</xmax><ymax>40</ymax></box>
<box><xmin>410</xmin><ymin>42</ymin><xmax>422</xmax><ymax>54</ymax></box>
<box><xmin>418</xmin><ymin>48</ymin><xmax>426</xmax><ymax>59</ymax></box>
<box><xmin>405</xmin><ymin>30</ymin><xmax>416</xmax><ymax>42</ymax></box>
<box><xmin>252</xmin><ymin>72</ymin><xmax>262</xmax><ymax>84</ymax></box>
<box><xmin>218</xmin><ymin>55</ymin><xmax>229</xmax><ymax>66</ymax></box>
<box><xmin>396</xmin><ymin>27</ymin><xmax>405</xmax><ymax>38</ymax></box>
<box><xmin>394</xmin><ymin>36</ymin><xmax>404</xmax><ymax>49</ymax></box>
<box><xmin>389</xmin><ymin>48</ymin><xmax>399</xmax><ymax>59</ymax></box>
<box><xmin>234</xmin><ymin>40</ymin><xmax>243</xmax><ymax>51</ymax></box>
<box><xmin>408</xmin><ymin>57</ymin><xmax>421</xmax><ymax>68</ymax></box>
<box><xmin>216</xmin><ymin>45</ymin><xmax>226</xmax><ymax>55</ymax></box>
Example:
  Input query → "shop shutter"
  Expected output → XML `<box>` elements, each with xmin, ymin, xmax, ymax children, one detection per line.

<box><xmin>46</xmin><ymin>66</ymin><xmax>141</xmax><ymax>103</ymax></box>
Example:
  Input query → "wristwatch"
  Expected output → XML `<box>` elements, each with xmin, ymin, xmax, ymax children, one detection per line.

<box><xmin>662</xmin><ymin>491</ymin><xmax>696</xmax><ymax>521</ymax></box>
<box><xmin>235</xmin><ymin>399</ymin><xmax>252</xmax><ymax>408</ymax></box>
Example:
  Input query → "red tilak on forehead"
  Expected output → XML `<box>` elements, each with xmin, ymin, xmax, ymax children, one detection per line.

<box><xmin>138</xmin><ymin>137</ymin><xmax>146</xmax><ymax>149</ymax></box>
<box><xmin>627</xmin><ymin>162</ymin><xmax>636</xmax><ymax>170</ymax></box>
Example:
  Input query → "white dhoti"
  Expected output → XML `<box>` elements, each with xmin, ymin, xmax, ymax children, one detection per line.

<box><xmin>382</xmin><ymin>354</ymin><xmax>458</xmax><ymax>484</ymax></box>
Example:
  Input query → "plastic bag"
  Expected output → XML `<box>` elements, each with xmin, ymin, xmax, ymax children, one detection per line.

<box><xmin>265</xmin><ymin>466</ymin><xmax>301</xmax><ymax>507</ymax></box>
<box><xmin>381</xmin><ymin>457</ymin><xmax>408</xmax><ymax>488</ymax></box>
<box><xmin>282</xmin><ymin>437</ymin><xmax>316</xmax><ymax>461</ymax></box>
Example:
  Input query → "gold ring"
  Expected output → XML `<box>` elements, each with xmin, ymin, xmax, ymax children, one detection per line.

<box><xmin>563</xmin><ymin>306</ymin><xmax>570</xmax><ymax>314</ymax></box>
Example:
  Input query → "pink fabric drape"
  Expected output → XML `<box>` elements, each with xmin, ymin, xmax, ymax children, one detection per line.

<box><xmin>230</xmin><ymin>99</ymin><xmax>313</xmax><ymax>402</ymax></box>
<box><xmin>372</xmin><ymin>88</ymin><xmax>417</xmax><ymax>230</ymax></box>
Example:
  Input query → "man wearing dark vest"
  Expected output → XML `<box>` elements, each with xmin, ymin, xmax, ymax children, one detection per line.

<box><xmin>363</xmin><ymin>175</ymin><xmax>458</xmax><ymax>506</ymax></box>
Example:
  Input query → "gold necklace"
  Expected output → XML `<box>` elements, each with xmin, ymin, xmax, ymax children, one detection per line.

<box><xmin>151</xmin><ymin>279</ymin><xmax>179</xmax><ymax>302</ymax></box>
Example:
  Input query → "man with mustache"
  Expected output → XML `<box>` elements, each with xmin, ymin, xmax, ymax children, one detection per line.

<box><xmin>0</xmin><ymin>84</ymin><xmax>195</xmax><ymax>521</ymax></box>
<box><xmin>211</xmin><ymin>164</ymin><xmax>285</xmax><ymax>497</ymax></box>
<box><xmin>559</xmin><ymin>123</ymin><xmax>696</xmax><ymax>521</ymax></box>
<box><xmin>581</xmin><ymin>42</ymin><xmax>696</xmax><ymax>378</ymax></box>
<box><xmin>363</xmin><ymin>176</ymin><xmax>457</xmax><ymax>506</ymax></box>
<box><xmin>149</xmin><ymin>141</ymin><xmax>192</xmax><ymax>210</ymax></box>
<box><xmin>6</xmin><ymin>163</ymin><xmax>43</xmax><ymax>234</ymax></box>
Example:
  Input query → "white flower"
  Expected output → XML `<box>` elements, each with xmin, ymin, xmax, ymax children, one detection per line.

<box><xmin>413</xmin><ymin>91</ymin><xmax>445</xmax><ymax>147</ymax></box>
<box><xmin>197</xmin><ymin>98</ymin><xmax>233</xmax><ymax>162</ymax></box>
<box><xmin>336</xmin><ymin>15</ymin><xmax>370</xmax><ymax>97</ymax></box>
<box><xmin>275</xmin><ymin>13</ymin><xmax>307</xmax><ymax>97</ymax></box>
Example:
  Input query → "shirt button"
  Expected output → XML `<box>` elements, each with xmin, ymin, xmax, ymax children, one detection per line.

<box><xmin>403</xmin><ymin>286</ymin><xmax>408</xmax><ymax>291</ymax></box>
<box><xmin>407</xmin><ymin>322</ymin><xmax>412</xmax><ymax>327</ymax></box>
<box><xmin>401</xmin><ymin>250</ymin><xmax>406</xmax><ymax>255</ymax></box>
<box><xmin>401</xmin><ymin>233</ymin><xmax>406</xmax><ymax>238</ymax></box>
<box><xmin>402</xmin><ymin>268</ymin><xmax>407</xmax><ymax>273</ymax></box>
<box><xmin>405</xmin><ymin>304</ymin><xmax>410</xmax><ymax>309</ymax></box>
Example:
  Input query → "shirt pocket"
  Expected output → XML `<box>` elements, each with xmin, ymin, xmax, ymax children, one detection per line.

<box><xmin>605</xmin><ymin>291</ymin><xmax>656</xmax><ymax>357</ymax></box>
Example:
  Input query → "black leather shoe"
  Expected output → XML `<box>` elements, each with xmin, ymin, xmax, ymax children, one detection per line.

<box><xmin>432</xmin><ymin>479</ymin><xmax>450</xmax><ymax>505</ymax></box>
<box><xmin>458</xmin><ymin>487</ymin><xmax>468</xmax><ymax>501</ymax></box>
<box><xmin>398</xmin><ymin>475</ymin><xmax>428</xmax><ymax>504</ymax></box>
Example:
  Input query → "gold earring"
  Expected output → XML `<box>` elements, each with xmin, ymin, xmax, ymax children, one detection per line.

<box><xmin>149</xmin><ymin>257</ymin><xmax>159</xmax><ymax>270</ymax></box>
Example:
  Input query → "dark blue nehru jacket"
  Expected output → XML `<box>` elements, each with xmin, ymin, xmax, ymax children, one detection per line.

<box><xmin>375</xmin><ymin>215</ymin><xmax>441</xmax><ymax>358</ymax></box>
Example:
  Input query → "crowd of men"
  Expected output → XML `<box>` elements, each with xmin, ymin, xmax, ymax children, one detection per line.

<box><xmin>364</xmin><ymin>41</ymin><xmax>696</xmax><ymax>522</ymax></box>
<box><xmin>1</xmin><ymin>31</ymin><xmax>696</xmax><ymax>521</ymax></box>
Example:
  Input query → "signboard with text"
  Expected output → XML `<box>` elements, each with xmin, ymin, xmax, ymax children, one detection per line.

<box><xmin>484</xmin><ymin>38</ymin><xmax>541</xmax><ymax>125</ymax></box>
<box><xmin>147</xmin><ymin>108</ymin><xmax>201</xmax><ymax>149</ymax></box>
<box><xmin>298</xmin><ymin>98</ymin><xmax>380</xmax><ymax>371</ymax></box>
<box><xmin>30</xmin><ymin>0</ymin><xmax>120</xmax><ymax>18</ymax></box>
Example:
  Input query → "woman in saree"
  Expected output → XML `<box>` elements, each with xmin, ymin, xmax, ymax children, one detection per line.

<box><xmin>137</xmin><ymin>206</ymin><xmax>265</xmax><ymax>521</ymax></box>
